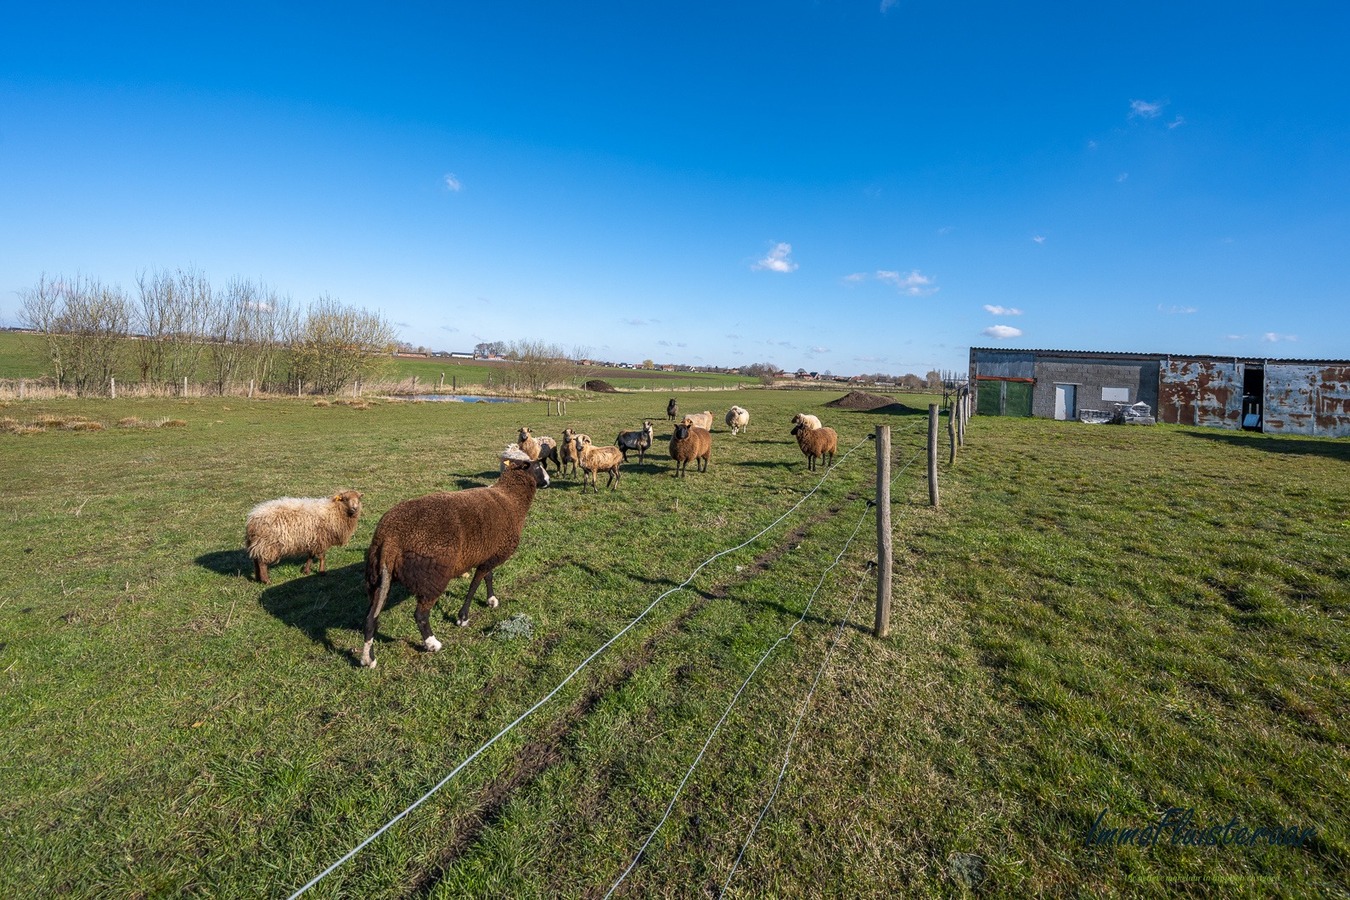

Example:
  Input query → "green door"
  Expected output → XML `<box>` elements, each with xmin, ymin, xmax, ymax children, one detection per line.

<box><xmin>1005</xmin><ymin>381</ymin><xmax>1033</xmax><ymax>416</ymax></box>
<box><xmin>977</xmin><ymin>382</ymin><xmax>1002</xmax><ymax>416</ymax></box>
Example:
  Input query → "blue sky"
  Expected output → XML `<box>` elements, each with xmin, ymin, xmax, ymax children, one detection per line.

<box><xmin>3</xmin><ymin>2</ymin><xmax>1347</xmax><ymax>376</ymax></box>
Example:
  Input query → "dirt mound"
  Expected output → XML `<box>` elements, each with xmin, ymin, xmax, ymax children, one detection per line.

<box><xmin>827</xmin><ymin>391</ymin><xmax>896</xmax><ymax>410</ymax></box>
<box><xmin>583</xmin><ymin>379</ymin><xmax>619</xmax><ymax>393</ymax></box>
<box><xmin>825</xmin><ymin>391</ymin><xmax>922</xmax><ymax>414</ymax></box>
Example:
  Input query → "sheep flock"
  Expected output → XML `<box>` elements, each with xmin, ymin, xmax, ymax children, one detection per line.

<box><xmin>243</xmin><ymin>398</ymin><xmax>858</xmax><ymax>666</ymax></box>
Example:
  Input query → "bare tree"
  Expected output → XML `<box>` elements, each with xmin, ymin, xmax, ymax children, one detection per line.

<box><xmin>18</xmin><ymin>274</ymin><xmax>67</xmax><ymax>388</ymax></box>
<box><xmin>134</xmin><ymin>268</ymin><xmax>213</xmax><ymax>387</ymax></box>
<box><xmin>291</xmin><ymin>295</ymin><xmax>396</xmax><ymax>394</ymax></box>
<box><xmin>507</xmin><ymin>339</ymin><xmax>571</xmax><ymax>393</ymax></box>
<box><xmin>21</xmin><ymin>274</ymin><xmax>131</xmax><ymax>395</ymax></box>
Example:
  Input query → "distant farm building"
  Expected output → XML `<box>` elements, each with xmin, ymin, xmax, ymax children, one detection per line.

<box><xmin>969</xmin><ymin>348</ymin><xmax>1350</xmax><ymax>437</ymax></box>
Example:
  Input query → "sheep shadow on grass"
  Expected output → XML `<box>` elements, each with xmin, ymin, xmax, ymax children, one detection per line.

<box><xmin>255</xmin><ymin>562</ymin><xmax>383</xmax><ymax>666</ymax></box>
<box><xmin>195</xmin><ymin>549</ymin><xmax>252</xmax><ymax>578</ymax></box>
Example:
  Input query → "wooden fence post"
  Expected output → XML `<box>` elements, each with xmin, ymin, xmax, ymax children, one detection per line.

<box><xmin>874</xmin><ymin>425</ymin><xmax>892</xmax><ymax>638</ymax></box>
<box><xmin>957</xmin><ymin>394</ymin><xmax>967</xmax><ymax>447</ymax></box>
<box><xmin>19</xmin><ymin>378</ymin><xmax>25</xmax><ymax>400</ymax></box>
<box><xmin>948</xmin><ymin>404</ymin><xmax>956</xmax><ymax>464</ymax></box>
<box><xmin>248</xmin><ymin>379</ymin><xmax>255</xmax><ymax>399</ymax></box>
<box><xmin>928</xmin><ymin>404</ymin><xmax>940</xmax><ymax>508</ymax></box>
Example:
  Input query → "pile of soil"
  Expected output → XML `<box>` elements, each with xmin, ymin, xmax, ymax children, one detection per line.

<box><xmin>583</xmin><ymin>379</ymin><xmax>619</xmax><ymax>393</ymax></box>
<box><xmin>825</xmin><ymin>391</ymin><xmax>921</xmax><ymax>414</ymax></box>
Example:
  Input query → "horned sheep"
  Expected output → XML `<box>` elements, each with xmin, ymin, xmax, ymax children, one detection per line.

<box><xmin>576</xmin><ymin>434</ymin><xmax>625</xmax><ymax>492</ymax></box>
<box><xmin>682</xmin><ymin>411</ymin><xmax>714</xmax><ymax>432</ymax></box>
<box><xmin>791</xmin><ymin>422</ymin><xmax>838</xmax><ymax>472</ymax></box>
<box><xmin>244</xmin><ymin>490</ymin><xmax>363</xmax><ymax>584</ymax></box>
<box><xmin>725</xmin><ymin>405</ymin><xmax>750</xmax><ymax>435</ymax></box>
<box><xmin>669</xmin><ymin>421</ymin><xmax>712</xmax><ymax>476</ymax></box>
<box><xmin>359</xmin><ymin>447</ymin><xmax>549</xmax><ymax>667</ymax></box>
<box><xmin>616</xmin><ymin>420</ymin><xmax>655</xmax><ymax>462</ymax></box>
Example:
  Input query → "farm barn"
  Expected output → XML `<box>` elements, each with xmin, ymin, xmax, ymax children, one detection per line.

<box><xmin>970</xmin><ymin>347</ymin><xmax>1350</xmax><ymax>437</ymax></box>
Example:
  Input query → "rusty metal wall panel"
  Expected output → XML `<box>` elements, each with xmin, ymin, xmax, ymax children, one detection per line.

<box><xmin>1159</xmin><ymin>360</ymin><xmax>1242</xmax><ymax>427</ymax></box>
<box><xmin>1316</xmin><ymin>366</ymin><xmax>1350</xmax><ymax>437</ymax></box>
<box><xmin>1265</xmin><ymin>364</ymin><xmax>1350</xmax><ymax>436</ymax></box>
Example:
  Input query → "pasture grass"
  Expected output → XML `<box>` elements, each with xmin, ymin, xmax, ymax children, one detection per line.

<box><xmin>0</xmin><ymin>391</ymin><xmax>1345</xmax><ymax>898</ymax></box>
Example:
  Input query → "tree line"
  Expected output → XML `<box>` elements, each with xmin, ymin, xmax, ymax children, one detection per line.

<box><xmin>18</xmin><ymin>270</ymin><xmax>396</xmax><ymax>396</ymax></box>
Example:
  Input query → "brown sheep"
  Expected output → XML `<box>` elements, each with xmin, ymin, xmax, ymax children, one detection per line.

<box><xmin>517</xmin><ymin>426</ymin><xmax>561</xmax><ymax>472</ymax></box>
<box><xmin>559</xmin><ymin>427</ymin><xmax>590</xmax><ymax>477</ymax></box>
<box><xmin>244</xmin><ymin>490</ymin><xmax>363</xmax><ymax>584</ymax></box>
<box><xmin>791</xmin><ymin>422</ymin><xmax>838</xmax><ymax>472</ymax></box>
<box><xmin>359</xmin><ymin>447</ymin><xmax>549</xmax><ymax>667</ymax></box>
<box><xmin>669</xmin><ymin>421</ymin><xmax>711</xmax><ymax>476</ymax></box>
<box><xmin>575</xmin><ymin>434</ymin><xmax>625</xmax><ymax>492</ymax></box>
<box><xmin>682</xmin><ymin>411</ymin><xmax>714</xmax><ymax>431</ymax></box>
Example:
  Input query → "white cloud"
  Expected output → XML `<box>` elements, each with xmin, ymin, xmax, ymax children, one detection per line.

<box><xmin>1262</xmin><ymin>332</ymin><xmax>1298</xmax><ymax>342</ymax></box>
<box><xmin>1130</xmin><ymin>99</ymin><xmax>1164</xmax><ymax>118</ymax></box>
<box><xmin>880</xmin><ymin>0</ymin><xmax>899</xmax><ymax>11</ymax></box>
<box><xmin>753</xmin><ymin>242</ymin><xmax>798</xmax><ymax>273</ymax></box>
<box><xmin>1168</xmin><ymin>116</ymin><xmax>1186</xmax><ymax>129</ymax></box>
<box><xmin>443</xmin><ymin>173</ymin><xmax>462</xmax><ymax>192</ymax></box>
<box><xmin>1158</xmin><ymin>304</ymin><xmax>1197</xmax><ymax>315</ymax></box>
<box><xmin>1225</xmin><ymin>334</ymin><xmax>1245</xmax><ymax>341</ymax></box>
<box><xmin>842</xmin><ymin>272</ymin><xmax>868</xmax><ymax>283</ymax></box>
<box><xmin>983</xmin><ymin>304</ymin><xmax>1023</xmax><ymax>316</ymax></box>
<box><xmin>876</xmin><ymin>269</ymin><xmax>937</xmax><ymax>296</ymax></box>
<box><xmin>1032</xmin><ymin>235</ymin><xmax>1046</xmax><ymax>244</ymax></box>
<box><xmin>809</xmin><ymin>346</ymin><xmax>829</xmax><ymax>354</ymax></box>
<box><xmin>983</xmin><ymin>325</ymin><xmax>1023</xmax><ymax>340</ymax></box>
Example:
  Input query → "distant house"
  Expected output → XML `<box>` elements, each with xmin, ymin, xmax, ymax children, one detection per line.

<box><xmin>969</xmin><ymin>347</ymin><xmax>1350</xmax><ymax>437</ymax></box>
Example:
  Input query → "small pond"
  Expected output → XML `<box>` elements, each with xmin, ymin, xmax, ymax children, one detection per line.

<box><xmin>417</xmin><ymin>394</ymin><xmax>521</xmax><ymax>403</ymax></box>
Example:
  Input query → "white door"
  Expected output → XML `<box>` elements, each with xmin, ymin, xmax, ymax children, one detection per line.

<box><xmin>1054</xmin><ymin>384</ymin><xmax>1076</xmax><ymax>420</ymax></box>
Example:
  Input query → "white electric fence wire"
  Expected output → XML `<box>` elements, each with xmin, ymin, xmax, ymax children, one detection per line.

<box><xmin>722</xmin><ymin>439</ymin><xmax>926</xmax><ymax>894</ymax></box>
<box><xmin>286</xmin><ymin>435</ymin><xmax>873</xmax><ymax>899</ymax></box>
<box><xmin>602</xmin><ymin>503</ymin><xmax>874</xmax><ymax>899</ymax></box>
<box><xmin>719</xmin><ymin>568</ymin><xmax>872</xmax><ymax>897</ymax></box>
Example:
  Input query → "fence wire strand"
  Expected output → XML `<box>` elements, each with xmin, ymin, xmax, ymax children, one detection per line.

<box><xmin>287</xmin><ymin>434</ymin><xmax>875</xmax><ymax>898</ymax></box>
<box><xmin>603</xmin><ymin>501</ymin><xmax>876</xmax><ymax>898</ymax></box>
<box><xmin>719</xmin><ymin>565</ymin><xmax>873</xmax><ymax>896</ymax></box>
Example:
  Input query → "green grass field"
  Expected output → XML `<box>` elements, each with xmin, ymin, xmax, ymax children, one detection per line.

<box><xmin>0</xmin><ymin>388</ymin><xmax>1345</xmax><ymax>898</ymax></box>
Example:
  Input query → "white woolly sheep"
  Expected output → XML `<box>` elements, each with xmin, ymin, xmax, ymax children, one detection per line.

<box><xmin>360</xmin><ymin>447</ymin><xmax>549</xmax><ymax>667</ymax></box>
<box><xmin>682</xmin><ymin>411</ymin><xmax>714</xmax><ymax>431</ymax></box>
<box><xmin>791</xmin><ymin>422</ymin><xmax>838</xmax><ymax>472</ymax></box>
<box><xmin>576</xmin><ymin>434</ymin><xmax>625</xmax><ymax>492</ymax></box>
<box><xmin>616</xmin><ymin>420</ymin><xmax>655</xmax><ymax>462</ymax></box>
<box><xmin>791</xmin><ymin>412</ymin><xmax>823</xmax><ymax>431</ymax></box>
<box><xmin>669</xmin><ymin>421</ymin><xmax>711</xmax><ymax>476</ymax></box>
<box><xmin>725</xmin><ymin>405</ymin><xmax>750</xmax><ymax>435</ymax></box>
<box><xmin>244</xmin><ymin>490</ymin><xmax>363</xmax><ymax>584</ymax></box>
<box><xmin>517</xmin><ymin>426</ymin><xmax>561</xmax><ymax>472</ymax></box>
